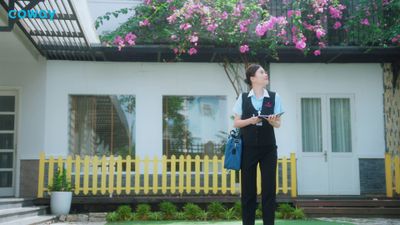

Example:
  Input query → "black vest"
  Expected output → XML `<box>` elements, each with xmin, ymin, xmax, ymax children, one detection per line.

<box><xmin>241</xmin><ymin>91</ymin><xmax>276</xmax><ymax>147</ymax></box>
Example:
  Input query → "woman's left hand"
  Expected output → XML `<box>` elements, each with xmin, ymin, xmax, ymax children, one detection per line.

<box><xmin>265</xmin><ymin>115</ymin><xmax>281</xmax><ymax>128</ymax></box>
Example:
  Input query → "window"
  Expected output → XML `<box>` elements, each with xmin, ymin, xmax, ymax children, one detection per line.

<box><xmin>163</xmin><ymin>96</ymin><xmax>227</xmax><ymax>157</ymax></box>
<box><xmin>69</xmin><ymin>95</ymin><xmax>135</xmax><ymax>157</ymax></box>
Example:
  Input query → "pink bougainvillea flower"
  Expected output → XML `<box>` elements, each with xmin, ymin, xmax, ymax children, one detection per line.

<box><xmin>233</xmin><ymin>3</ymin><xmax>244</xmax><ymax>17</ymax></box>
<box><xmin>125</xmin><ymin>32</ymin><xmax>137</xmax><ymax>44</ymax></box>
<box><xmin>287</xmin><ymin>10</ymin><xmax>301</xmax><ymax>17</ymax></box>
<box><xmin>303</xmin><ymin>21</ymin><xmax>314</xmax><ymax>31</ymax></box>
<box><xmin>239</xmin><ymin>44</ymin><xmax>249</xmax><ymax>53</ymax></box>
<box><xmin>256</xmin><ymin>23</ymin><xmax>267</xmax><ymax>36</ymax></box>
<box><xmin>239</xmin><ymin>19</ymin><xmax>251</xmax><ymax>33</ymax></box>
<box><xmin>179</xmin><ymin>23</ymin><xmax>192</xmax><ymax>30</ymax></box>
<box><xmin>315</xmin><ymin>28</ymin><xmax>326</xmax><ymax>39</ymax></box>
<box><xmin>333</xmin><ymin>21</ymin><xmax>342</xmax><ymax>30</ymax></box>
<box><xmin>189</xmin><ymin>34</ymin><xmax>199</xmax><ymax>43</ymax></box>
<box><xmin>220</xmin><ymin>11</ymin><xmax>228</xmax><ymax>20</ymax></box>
<box><xmin>207</xmin><ymin>23</ymin><xmax>218</xmax><ymax>32</ymax></box>
<box><xmin>361</xmin><ymin>18</ymin><xmax>370</xmax><ymax>26</ymax></box>
<box><xmin>314</xmin><ymin>50</ymin><xmax>321</xmax><ymax>56</ymax></box>
<box><xmin>329</xmin><ymin>6</ymin><xmax>343</xmax><ymax>19</ymax></box>
<box><xmin>113</xmin><ymin>36</ymin><xmax>123</xmax><ymax>45</ymax></box>
<box><xmin>139</xmin><ymin>19</ymin><xmax>150</xmax><ymax>27</ymax></box>
<box><xmin>188</xmin><ymin>47</ymin><xmax>198</xmax><ymax>55</ymax></box>
<box><xmin>295</xmin><ymin>40</ymin><xmax>306</xmax><ymax>50</ymax></box>
<box><xmin>287</xmin><ymin>10</ymin><xmax>294</xmax><ymax>18</ymax></box>
<box><xmin>167</xmin><ymin>14</ymin><xmax>177</xmax><ymax>24</ymax></box>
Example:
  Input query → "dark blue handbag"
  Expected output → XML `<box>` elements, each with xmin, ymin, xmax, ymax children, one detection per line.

<box><xmin>224</xmin><ymin>129</ymin><xmax>242</xmax><ymax>171</ymax></box>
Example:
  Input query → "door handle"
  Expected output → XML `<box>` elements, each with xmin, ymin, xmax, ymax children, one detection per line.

<box><xmin>324</xmin><ymin>151</ymin><xmax>327</xmax><ymax>162</ymax></box>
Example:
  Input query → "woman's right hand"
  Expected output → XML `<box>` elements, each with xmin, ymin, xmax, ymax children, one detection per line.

<box><xmin>248</xmin><ymin>116</ymin><xmax>262</xmax><ymax>125</ymax></box>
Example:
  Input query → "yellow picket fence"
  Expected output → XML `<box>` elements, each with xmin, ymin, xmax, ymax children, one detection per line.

<box><xmin>37</xmin><ymin>152</ymin><xmax>297</xmax><ymax>198</ymax></box>
<box><xmin>385</xmin><ymin>153</ymin><xmax>400</xmax><ymax>197</ymax></box>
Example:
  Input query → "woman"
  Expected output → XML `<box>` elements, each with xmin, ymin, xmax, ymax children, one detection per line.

<box><xmin>232</xmin><ymin>64</ymin><xmax>283</xmax><ymax>225</ymax></box>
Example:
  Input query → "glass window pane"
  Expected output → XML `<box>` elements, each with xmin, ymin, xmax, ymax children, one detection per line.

<box><xmin>0</xmin><ymin>171</ymin><xmax>12</xmax><ymax>187</ymax></box>
<box><xmin>69</xmin><ymin>95</ymin><xmax>136</xmax><ymax>157</ymax></box>
<box><xmin>0</xmin><ymin>134</ymin><xmax>13</xmax><ymax>149</ymax></box>
<box><xmin>330</xmin><ymin>98</ymin><xmax>352</xmax><ymax>153</ymax></box>
<box><xmin>0</xmin><ymin>96</ymin><xmax>15</xmax><ymax>112</ymax></box>
<box><xmin>0</xmin><ymin>115</ymin><xmax>14</xmax><ymax>130</ymax></box>
<box><xmin>0</xmin><ymin>153</ymin><xmax>13</xmax><ymax>168</ymax></box>
<box><xmin>301</xmin><ymin>98</ymin><xmax>322</xmax><ymax>152</ymax></box>
<box><xmin>163</xmin><ymin>96</ymin><xmax>227</xmax><ymax>157</ymax></box>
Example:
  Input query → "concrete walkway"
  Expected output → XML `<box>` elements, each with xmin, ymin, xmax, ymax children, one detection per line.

<box><xmin>317</xmin><ymin>217</ymin><xmax>400</xmax><ymax>225</ymax></box>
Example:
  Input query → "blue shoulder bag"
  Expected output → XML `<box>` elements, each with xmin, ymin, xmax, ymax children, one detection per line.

<box><xmin>224</xmin><ymin>129</ymin><xmax>242</xmax><ymax>171</ymax></box>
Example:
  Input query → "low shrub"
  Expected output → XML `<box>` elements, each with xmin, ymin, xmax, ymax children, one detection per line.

<box><xmin>136</xmin><ymin>203</ymin><xmax>151</xmax><ymax>220</ymax></box>
<box><xmin>207</xmin><ymin>201</ymin><xmax>226</xmax><ymax>220</ymax></box>
<box><xmin>159</xmin><ymin>201</ymin><xmax>177</xmax><ymax>220</ymax></box>
<box><xmin>183</xmin><ymin>203</ymin><xmax>204</xmax><ymax>220</ymax></box>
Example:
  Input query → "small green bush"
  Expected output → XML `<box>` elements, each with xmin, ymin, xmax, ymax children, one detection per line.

<box><xmin>224</xmin><ymin>207</ymin><xmax>236</xmax><ymax>220</ymax></box>
<box><xmin>116</xmin><ymin>205</ymin><xmax>132</xmax><ymax>221</ymax></box>
<box><xmin>148</xmin><ymin>211</ymin><xmax>163</xmax><ymax>220</ymax></box>
<box><xmin>255</xmin><ymin>203</ymin><xmax>262</xmax><ymax>219</ymax></box>
<box><xmin>275</xmin><ymin>211</ymin><xmax>283</xmax><ymax>219</ymax></box>
<box><xmin>159</xmin><ymin>201</ymin><xmax>177</xmax><ymax>220</ymax></box>
<box><xmin>175</xmin><ymin>211</ymin><xmax>186</xmax><ymax>220</ymax></box>
<box><xmin>207</xmin><ymin>202</ymin><xmax>226</xmax><ymax>220</ymax></box>
<box><xmin>292</xmin><ymin>207</ymin><xmax>306</xmax><ymax>219</ymax></box>
<box><xmin>105</xmin><ymin>211</ymin><xmax>118</xmax><ymax>222</ymax></box>
<box><xmin>277</xmin><ymin>203</ymin><xmax>294</xmax><ymax>219</ymax></box>
<box><xmin>199</xmin><ymin>210</ymin><xmax>208</xmax><ymax>221</ymax></box>
<box><xmin>136</xmin><ymin>203</ymin><xmax>151</xmax><ymax>220</ymax></box>
<box><xmin>233</xmin><ymin>201</ymin><xmax>242</xmax><ymax>219</ymax></box>
<box><xmin>183</xmin><ymin>203</ymin><xmax>203</xmax><ymax>220</ymax></box>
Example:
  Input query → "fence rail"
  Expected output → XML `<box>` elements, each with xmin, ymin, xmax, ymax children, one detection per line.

<box><xmin>37</xmin><ymin>152</ymin><xmax>297</xmax><ymax>198</ymax></box>
<box><xmin>385</xmin><ymin>153</ymin><xmax>400</xmax><ymax>197</ymax></box>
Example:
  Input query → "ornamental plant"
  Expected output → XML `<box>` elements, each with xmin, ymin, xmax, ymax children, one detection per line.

<box><xmin>97</xmin><ymin>0</ymin><xmax>400</xmax><ymax>56</ymax></box>
<box><xmin>47</xmin><ymin>168</ymin><xmax>72</xmax><ymax>192</ymax></box>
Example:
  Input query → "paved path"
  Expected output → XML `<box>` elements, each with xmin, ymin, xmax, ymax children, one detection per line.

<box><xmin>317</xmin><ymin>217</ymin><xmax>400</xmax><ymax>225</ymax></box>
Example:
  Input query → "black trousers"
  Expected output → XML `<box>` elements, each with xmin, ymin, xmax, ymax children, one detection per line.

<box><xmin>241</xmin><ymin>145</ymin><xmax>277</xmax><ymax>225</ymax></box>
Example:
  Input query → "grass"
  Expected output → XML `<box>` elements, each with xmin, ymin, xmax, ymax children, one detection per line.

<box><xmin>106</xmin><ymin>219</ymin><xmax>354</xmax><ymax>225</ymax></box>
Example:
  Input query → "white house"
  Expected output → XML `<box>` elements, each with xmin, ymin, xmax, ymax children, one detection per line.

<box><xmin>0</xmin><ymin>0</ymin><xmax>398</xmax><ymax>199</ymax></box>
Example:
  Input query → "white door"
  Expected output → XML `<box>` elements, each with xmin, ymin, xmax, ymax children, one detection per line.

<box><xmin>0</xmin><ymin>91</ymin><xmax>17</xmax><ymax>197</ymax></box>
<box><xmin>297</xmin><ymin>94</ymin><xmax>359</xmax><ymax>195</ymax></box>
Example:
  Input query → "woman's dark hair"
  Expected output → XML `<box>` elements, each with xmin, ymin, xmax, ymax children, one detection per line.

<box><xmin>244</xmin><ymin>64</ymin><xmax>262</xmax><ymax>86</ymax></box>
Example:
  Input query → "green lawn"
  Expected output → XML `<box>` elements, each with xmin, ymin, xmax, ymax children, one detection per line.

<box><xmin>106</xmin><ymin>220</ymin><xmax>354</xmax><ymax>225</ymax></box>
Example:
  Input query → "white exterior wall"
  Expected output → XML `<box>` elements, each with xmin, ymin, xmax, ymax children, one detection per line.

<box><xmin>45</xmin><ymin>61</ymin><xmax>237</xmax><ymax>158</ymax></box>
<box><xmin>0</xmin><ymin>27</ymin><xmax>47</xmax><ymax>197</ymax></box>
<box><xmin>44</xmin><ymin>62</ymin><xmax>385</xmax><ymax>159</ymax></box>
<box><xmin>271</xmin><ymin>63</ymin><xmax>385</xmax><ymax>158</ymax></box>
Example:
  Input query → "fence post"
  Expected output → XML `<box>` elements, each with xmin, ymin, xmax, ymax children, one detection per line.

<box><xmin>126</xmin><ymin>155</ymin><xmax>131</xmax><ymax>194</ymax></box>
<box><xmin>290</xmin><ymin>153</ymin><xmax>297</xmax><ymax>198</ymax></box>
<box><xmin>37</xmin><ymin>152</ymin><xmax>45</xmax><ymax>198</ymax></box>
<box><xmin>385</xmin><ymin>153</ymin><xmax>393</xmax><ymax>197</ymax></box>
<box><xmin>195</xmin><ymin>155</ymin><xmax>201</xmax><ymax>194</ymax></box>
<box><xmin>74</xmin><ymin>155</ymin><xmax>81</xmax><ymax>195</ymax></box>
<box><xmin>92</xmin><ymin>156</ymin><xmax>99</xmax><ymax>195</ymax></box>
<box><xmin>282</xmin><ymin>157</ymin><xmax>288</xmax><ymax>194</ymax></box>
<box><xmin>83</xmin><ymin>156</ymin><xmax>90</xmax><ymax>195</ymax></box>
<box><xmin>395</xmin><ymin>155</ymin><xmax>400</xmax><ymax>195</ymax></box>
<box><xmin>116</xmin><ymin>156</ymin><xmax>122</xmax><ymax>195</ymax></box>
